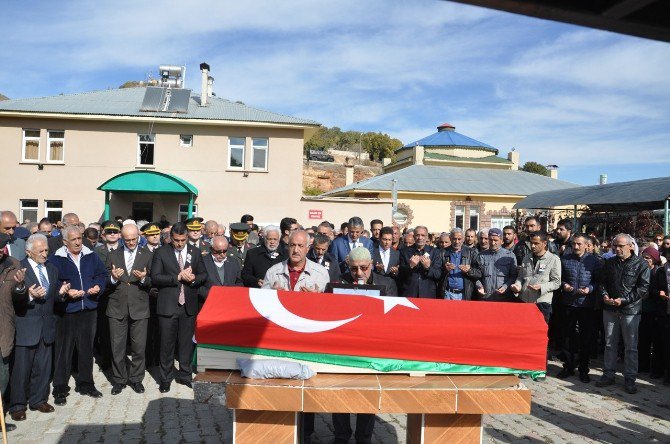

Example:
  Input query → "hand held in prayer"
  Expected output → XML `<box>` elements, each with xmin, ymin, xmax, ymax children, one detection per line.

<box><xmin>375</xmin><ymin>262</ymin><xmax>385</xmax><ymax>272</ymax></box>
<box><xmin>528</xmin><ymin>284</ymin><xmax>541</xmax><ymax>291</ymax></box>
<box><xmin>563</xmin><ymin>283</ymin><xmax>574</xmax><ymax>292</ymax></box>
<box><xmin>111</xmin><ymin>264</ymin><xmax>124</xmax><ymax>279</ymax></box>
<box><xmin>59</xmin><ymin>282</ymin><xmax>71</xmax><ymax>295</ymax></box>
<box><xmin>133</xmin><ymin>267</ymin><xmax>147</xmax><ymax>280</ymax></box>
<box><xmin>272</xmin><ymin>281</ymin><xmax>287</xmax><ymax>290</ymax></box>
<box><xmin>67</xmin><ymin>288</ymin><xmax>85</xmax><ymax>299</ymax></box>
<box><xmin>510</xmin><ymin>284</ymin><xmax>521</xmax><ymax>293</ymax></box>
<box><xmin>445</xmin><ymin>262</ymin><xmax>456</xmax><ymax>271</ymax></box>
<box><xmin>409</xmin><ymin>255</ymin><xmax>421</xmax><ymax>268</ymax></box>
<box><xmin>14</xmin><ymin>267</ymin><xmax>27</xmax><ymax>284</ymax></box>
<box><xmin>389</xmin><ymin>265</ymin><xmax>398</xmax><ymax>275</ymax></box>
<box><xmin>660</xmin><ymin>291</ymin><xmax>669</xmax><ymax>300</ymax></box>
<box><xmin>577</xmin><ymin>287</ymin><xmax>589</xmax><ymax>295</ymax></box>
<box><xmin>29</xmin><ymin>284</ymin><xmax>47</xmax><ymax>298</ymax></box>
<box><xmin>420</xmin><ymin>255</ymin><xmax>431</xmax><ymax>268</ymax></box>
<box><xmin>458</xmin><ymin>264</ymin><xmax>470</xmax><ymax>273</ymax></box>
<box><xmin>495</xmin><ymin>287</ymin><xmax>506</xmax><ymax>294</ymax></box>
<box><xmin>477</xmin><ymin>286</ymin><xmax>486</xmax><ymax>295</ymax></box>
<box><xmin>87</xmin><ymin>285</ymin><xmax>100</xmax><ymax>295</ymax></box>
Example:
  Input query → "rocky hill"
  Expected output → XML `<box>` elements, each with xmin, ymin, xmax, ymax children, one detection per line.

<box><xmin>303</xmin><ymin>154</ymin><xmax>382</xmax><ymax>195</ymax></box>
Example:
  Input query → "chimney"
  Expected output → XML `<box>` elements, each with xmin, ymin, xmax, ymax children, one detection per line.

<box><xmin>207</xmin><ymin>76</ymin><xmax>214</xmax><ymax>97</ymax></box>
<box><xmin>507</xmin><ymin>150</ymin><xmax>519</xmax><ymax>170</ymax></box>
<box><xmin>345</xmin><ymin>157</ymin><xmax>355</xmax><ymax>186</ymax></box>
<box><xmin>413</xmin><ymin>145</ymin><xmax>424</xmax><ymax>165</ymax></box>
<box><xmin>199</xmin><ymin>62</ymin><xmax>210</xmax><ymax>107</ymax></box>
<box><xmin>546</xmin><ymin>164</ymin><xmax>559</xmax><ymax>179</ymax></box>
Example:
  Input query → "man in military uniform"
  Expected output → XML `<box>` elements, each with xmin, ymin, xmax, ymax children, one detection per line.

<box><xmin>227</xmin><ymin>223</ymin><xmax>255</xmax><ymax>266</ymax></box>
<box><xmin>184</xmin><ymin>217</ymin><xmax>209</xmax><ymax>255</ymax></box>
<box><xmin>94</xmin><ymin>220</ymin><xmax>121</xmax><ymax>264</ymax></box>
<box><xmin>141</xmin><ymin>223</ymin><xmax>162</xmax><ymax>253</ymax></box>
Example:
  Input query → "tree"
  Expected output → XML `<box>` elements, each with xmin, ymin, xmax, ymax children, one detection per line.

<box><xmin>521</xmin><ymin>161</ymin><xmax>550</xmax><ymax>177</ymax></box>
<box><xmin>362</xmin><ymin>132</ymin><xmax>403</xmax><ymax>161</ymax></box>
<box><xmin>119</xmin><ymin>80</ymin><xmax>143</xmax><ymax>89</ymax></box>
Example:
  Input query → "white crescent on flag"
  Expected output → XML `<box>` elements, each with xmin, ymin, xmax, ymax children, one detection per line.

<box><xmin>248</xmin><ymin>288</ymin><xmax>418</xmax><ymax>333</ymax></box>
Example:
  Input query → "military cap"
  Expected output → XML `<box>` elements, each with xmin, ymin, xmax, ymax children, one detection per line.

<box><xmin>230</xmin><ymin>222</ymin><xmax>250</xmax><ymax>242</ymax></box>
<box><xmin>141</xmin><ymin>222</ymin><xmax>161</xmax><ymax>236</ymax></box>
<box><xmin>101</xmin><ymin>220</ymin><xmax>121</xmax><ymax>232</ymax></box>
<box><xmin>185</xmin><ymin>217</ymin><xmax>204</xmax><ymax>231</ymax></box>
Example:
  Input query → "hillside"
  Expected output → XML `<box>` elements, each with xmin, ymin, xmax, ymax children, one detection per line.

<box><xmin>303</xmin><ymin>150</ymin><xmax>382</xmax><ymax>194</ymax></box>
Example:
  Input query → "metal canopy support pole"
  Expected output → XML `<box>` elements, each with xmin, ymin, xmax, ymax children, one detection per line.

<box><xmin>665</xmin><ymin>199</ymin><xmax>669</xmax><ymax>235</ymax></box>
<box><xmin>573</xmin><ymin>205</ymin><xmax>578</xmax><ymax>233</ymax></box>
<box><xmin>391</xmin><ymin>179</ymin><xmax>398</xmax><ymax>222</ymax></box>
<box><xmin>104</xmin><ymin>191</ymin><xmax>110</xmax><ymax>220</ymax></box>
<box><xmin>188</xmin><ymin>194</ymin><xmax>194</xmax><ymax>218</ymax></box>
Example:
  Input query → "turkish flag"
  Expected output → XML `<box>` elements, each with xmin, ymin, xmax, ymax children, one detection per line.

<box><xmin>196</xmin><ymin>287</ymin><xmax>547</xmax><ymax>371</ymax></box>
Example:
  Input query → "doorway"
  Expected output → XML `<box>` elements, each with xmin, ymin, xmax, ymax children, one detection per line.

<box><xmin>132</xmin><ymin>202</ymin><xmax>153</xmax><ymax>222</ymax></box>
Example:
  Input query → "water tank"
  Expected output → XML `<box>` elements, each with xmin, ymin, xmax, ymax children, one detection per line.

<box><xmin>599</xmin><ymin>174</ymin><xmax>607</xmax><ymax>185</ymax></box>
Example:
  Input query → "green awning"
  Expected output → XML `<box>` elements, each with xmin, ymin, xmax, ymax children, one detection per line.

<box><xmin>98</xmin><ymin>171</ymin><xmax>198</xmax><ymax>195</ymax></box>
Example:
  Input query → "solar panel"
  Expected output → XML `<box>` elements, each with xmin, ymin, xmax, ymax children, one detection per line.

<box><xmin>140</xmin><ymin>87</ymin><xmax>191</xmax><ymax>113</ymax></box>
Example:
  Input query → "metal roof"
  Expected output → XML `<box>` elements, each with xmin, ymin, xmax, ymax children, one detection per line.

<box><xmin>0</xmin><ymin>87</ymin><xmax>320</xmax><ymax>126</ymax></box>
<box><xmin>323</xmin><ymin>164</ymin><xmax>578</xmax><ymax>197</ymax></box>
<box><xmin>513</xmin><ymin>176</ymin><xmax>670</xmax><ymax>210</ymax></box>
<box><xmin>98</xmin><ymin>170</ymin><xmax>198</xmax><ymax>195</ymax></box>
<box><xmin>402</xmin><ymin>126</ymin><xmax>497</xmax><ymax>152</ymax></box>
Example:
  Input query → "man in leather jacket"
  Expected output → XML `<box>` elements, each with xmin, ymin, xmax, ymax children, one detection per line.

<box><xmin>596</xmin><ymin>233</ymin><xmax>650</xmax><ymax>394</ymax></box>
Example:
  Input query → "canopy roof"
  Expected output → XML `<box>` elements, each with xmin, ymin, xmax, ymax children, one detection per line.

<box><xmin>513</xmin><ymin>176</ymin><xmax>670</xmax><ymax>211</ymax></box>
<box><xmin>98</xmin><ymin>171</ymin><xmax>198</xmax><ymax>195</ymax></box>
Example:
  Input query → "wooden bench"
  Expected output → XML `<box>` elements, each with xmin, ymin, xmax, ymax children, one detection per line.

<box><xmin>194</xmin><ymin>370</ymin><xmax>531</xmax><ymax>443</ymax></box>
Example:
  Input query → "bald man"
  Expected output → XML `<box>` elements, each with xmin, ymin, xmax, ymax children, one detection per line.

<box><xmin>1</xmin><ymin>211</ymin><xmax>26</xmax><ymax>260</ymax></box>
<box><xmin>47</xmin><ymin>213</ymin><xmax>94</xmax><ymax>254</ymax></box>
<box><xmin>198</xmin><ymin>236</ymin><xmax>242</xmax><ymax>310</ymax></box>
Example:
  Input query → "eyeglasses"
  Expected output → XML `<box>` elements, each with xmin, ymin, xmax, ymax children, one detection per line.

<box><xmin>349</xmin><ymin>265</ymin><xmax>371</xmax><ymax>272</ymax></box>
<box><xmin>104</xmin><ymin>230</ymin><xmax>119</xmax><ymax>235</ymax></box>
<box><xmin>211</xmin><ymin>248</ymin><xmax>227</xmax><ymax>254</ymax></box>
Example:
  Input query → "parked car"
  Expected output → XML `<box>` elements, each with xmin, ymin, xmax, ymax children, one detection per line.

<box><xmin>307</xmin><ymin>150</ymin><xmax>335</xmax><ymax>162</ymax></box>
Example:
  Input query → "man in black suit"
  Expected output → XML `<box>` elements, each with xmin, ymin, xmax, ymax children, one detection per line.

<box><xmin>241</xmin><ymin>225</ymin><xmax>285</xmax><ymax>288</ymax></box>
<box><xmin>398</xmin><ymin>226</ymin><xmax>442</xmax><ymax>298</ymax></box>
<box><xmin>150</xmin><ymin>222</ymin><xmax>206</xmax><ymax>392</ymax></box>
<box><xmin>372</xmin><ymin>227</ymin><xmax>400</xmax><ymax>280</ymax></box>
<box><xmin>306</xmin><ymin>233</ymin><xmax>340</xmax><ymax>283</ymax></box>
<box><xmin>106</xmin><ymin>224</ymin><xmax>153</xmax><ymax>395</ymax></box>
<box><xmin>199</xmin><ymin>236</ymin><xmax>242</xmax><ymax>309</ymax></box>
<box><xmin>9</xmin><ymin>234</ymin><xmax>66</xmax><ymax>421</ymax></box>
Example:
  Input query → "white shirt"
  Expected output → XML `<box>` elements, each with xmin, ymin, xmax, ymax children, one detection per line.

<box><xmin>213</xmin><ymin>256</ymin><xmax>226</xmax><ymax>269</ymax></box>
<box><xmin>379</xmin><ymin>246</ymin><xmax>390</xmax><ymax>272</ymax></box>
<box><xmin>110</xmin><ymin>247</ymin><xmax>143</xmax><ymax>284</ymax></box>
<box><xmin>27</xmin><ymin>257</ymin><xmax>48</xmax><ymax>301</ymax></box>
<box><xmin>348</xmin><ymin>236</ymin><xmax>360</xmax><ymax>251</ymax></box>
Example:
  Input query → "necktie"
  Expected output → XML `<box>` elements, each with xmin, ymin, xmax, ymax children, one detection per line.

<box><xmin>126</xmin><ymin>249</ymin><xmax>135</xmax><ymax>275</ymax></box>
<box><xmin>178</xmin><ymin>250</ymin><xmax>185</xmax><ymax>305</ymax></box>
<box><xmin>37</xmin><ymin>264</ymin><xmax>49</xmax><ymax>292</ymax></box>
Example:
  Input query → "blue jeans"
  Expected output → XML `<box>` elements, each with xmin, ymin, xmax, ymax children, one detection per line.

<box><xmin>444</xmin><ymin>290</ymin><xmax>464</xmax><ymax>301</ymax></box>
<box><xmin>603</xmin><ymin>310</ymin><xmax>640</xmax><ymax>382</ymax></box>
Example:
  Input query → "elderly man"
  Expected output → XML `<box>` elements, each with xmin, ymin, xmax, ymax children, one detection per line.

<box><xmin>372</xmin><ymin>227</ymin><xmax>400</xmax><ymax>279</ymax></box>
<box><xmin>391</xmin><ymin>226</ymin><xmax>401</xmax><ymax>251</ymax></box>
<box><xmin>106</xmin><ymin>224</ymin><xmax>153</xmax><ymax>395</ymax></box>
<box><xmin>476</xmin><ymin>228</ymin><xmax>518</xmax><ymax>301</ymax></box>
<box><xmin>263</xmin><ymin>230</ymin><xmax>330</xmax><ymax>292</ymax></box>
<box><xmin>477</xmin><ymin>229</ymin><xmax>489</xmax><ymax>253</ymax></box>
<box><xmin>557</xmin><ymin>233</ymin><xmax>602</xmax><ymax>382</ymax></box>
<box><xmin>9</xmin><ymin>234</ymin><xmax>67</xmax><ymax>420</ymax></box>
<box><xmin>330</xmin><ymin>246</ymin><xmax>397</xmax><ymax>444</ymax></box>
<box><xmin>242</xmin><ymin>225</ymin><xmax>286</xmax><ymax>288</ymax></box>
<box><xmin>47</xmin><ymin>213</ymin><xmax>93</xmax><ymax>253</ymax></box>
<box><xmin>203</xmin><ymin>220</ymin><xmax>219</xmax><ymax>243</ymax></box>
<box><xmin>50</xmin><ymin>225</ymin><xmax>108</xmax><ymax>403</ymax></box>
<box><xmin>307</xmin><ymin>233</ymin><xmax>340</xmax><ymax>282</ymax></box>
<box><xmin>1</xmin><ymin>211</ymin><xmax>26</xmax><ymax>260</ymax></box>
<box><xmin>510</xmin><ymin>231</ymin><xmax>561</xmax><ymax>323</ymax></box>
<box><xmin>199</xmin><ymin>235</ymin><xmax>242</xmax><ymax>308</ymax></box>
<box><xmin>0</xmin><ymin>233</ymin><xmax>23</xmax><ymax>431</ymax></box>
<box><xmin>329</xmin><ymin>217</ymin><xmax>375</xmax><ymax>273</ymax></box>
<box><xmin>596</xmin><ymin>233</ymin><xmax>650</xmax><ymax>394</ymax></box>
<box><xmin>398</xmin><ymin>226</ymin><xmax>442</xmax><ymax>298</ymax></box>
<box><xmin>436</xmin><ymin>232</ymin><xmax>451</xmax><ymax>250</ymax></box>
<box><xmin>151</xmin><ymin>222</ymin><xmax>207</xmax><ymax>392</ymax></box>
<box><xmin>439</xmin><ymin>228</ymin><xmax>481</xmax><ymax>301</ymax></box>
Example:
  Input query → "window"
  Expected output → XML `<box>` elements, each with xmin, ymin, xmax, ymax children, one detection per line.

<box><xmin>45</xmin><ymin>200</ymin><xmax>63</xmax><ymax>223</ymax></box>
<box><xmin>252</xmin><ymin>137</ymin><xmax>268</xmax><ymax>170</ymax></box>
<box><xmin>228</xmin><ymin>137</ymin><xmax>245</xmax><ymax>169</ymax></box>
<box><xmin>180</xmin><ymin>134</ymin><xmax>193</xmax><ymax>147</ymax></box>
<box><xmin>20</xmin><ymin>199</ymin><xmax>38</xmax><ymax>223</ymax></box>
<box><xmin>491</xmin><ymin>216</ymin><xmax>514</xmax><ymax>230</ymax></box>
<box><xmin>469</xmin><ymin>207</ymin><xmax>480</xmax><ymax>231</ymax></box>
<box><xmin>178</xmin><ymin>204</ymin><xmax>198</xmax><ymax>222</ymax></box>
<box><xmin>47</xmin><ymin>130</ymin><xmax>65</xmax><ymax>163</ymax></box>
<box><xmin>455</xmin><ymin>206</ymin><xmax>465</xmax><ymax>229</ymax></box>
<box><xmin>138</xmin><ymin>134</ymin><xmax>155</xmax><ymax>166</ymax></box>
<box><xmin>22</xmin><ymin>129</ymin><xmax>40</xmax><ymax>162</ymax></box>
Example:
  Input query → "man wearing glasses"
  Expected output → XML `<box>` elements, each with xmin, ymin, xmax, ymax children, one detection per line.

<box><xmin>198</xmin><ymin>235</ymin><xmax>242</xmax><ymax>310</ymax></box>
<box><xmin>596</xmin><ymin>233</ymin><xmax>650</xmax><ymax>394</ymax></box>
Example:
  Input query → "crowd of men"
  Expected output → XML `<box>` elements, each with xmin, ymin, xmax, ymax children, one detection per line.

<box><xmin>0</xmin><ymin>209</ymin><xmax>669</xmax><ymax>444</ymax></box>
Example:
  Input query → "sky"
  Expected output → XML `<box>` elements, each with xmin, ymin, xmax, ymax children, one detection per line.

<box><xmin>1</xmin><ymin>0</ymin><xmax>668</xmax><ymax>186</ymax></box>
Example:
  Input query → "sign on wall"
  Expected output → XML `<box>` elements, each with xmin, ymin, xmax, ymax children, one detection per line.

<box><xmin>308</xmin><ymin>209</ymin><xmax>323</xmax><ymax>220</ymax></box>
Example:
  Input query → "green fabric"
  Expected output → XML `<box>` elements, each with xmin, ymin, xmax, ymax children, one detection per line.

<box><xmin>98</xmin><ymin>170</ymin><xmax>198</xmax><ymax>195</ymax></box>
<box><xmin>198</xmin><ymin>343</ymin><xmax>546</xmax><ymax>380</ymax></box>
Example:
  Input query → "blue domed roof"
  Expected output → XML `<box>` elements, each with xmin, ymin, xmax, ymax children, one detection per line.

<box><xmin>402</xmin><ymin>123</ymin><xmax>497</xmax><ymax>153</ymax></box>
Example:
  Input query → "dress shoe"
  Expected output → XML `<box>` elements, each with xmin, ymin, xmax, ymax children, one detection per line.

<box><xmin>624</xmin><ymin>380</ymin><xmax>638</xmax><ymax>394</ymax></box>
<box><xmin>30</xmin><ymin>402</ymin><xmax>55</xmax><ymax>413</ymax></box>
<box><xmin>556</xmin><ymin>368</ymin><xmax>574</xmax><ymax>379</ymax></box>
<box><xmin>130</xmin><ymin>382</ymin><xmax>145</xmax><ymax>394</ymax></box>
<box><xmin>76</xmin><ymin>386</ymin><xmax>103</xmax><ymax>398</ymax></box>
<box><xmin>175</xmin><ymin>378</ymin><xmax>192</xmax><ymax>389</ymax></box>
<box><xmin>54</xmin><ymin>394</ymin><xmax>67</xmax><ymax>406</ymax></box>
<box><xmin>579</xmin><ymin>373</ymin><xmax>591</xmax><ymax>383</ymax></box>
<box><xmin>111</xmin><ymin>384</ymin><xmax>125</xmax><ymax>395</ymax></box>
<box><xmin>159</xmin><ymin>382</ymin><xmax>171</xmax><ymax>393</ymax></box>
<box><xmin>595</xmin><ymin>377</ymin><xmax>615</xmax><ymax>387</ymax></box>
<box><xmin>5</xmin><ymin>423</ymin><xmax>16</xmax><ymax>432</ymax></box>
<box><xmin>10</xmin><ymin>410</ymin><xmax>26</xmax><ymax>421</ymax></box>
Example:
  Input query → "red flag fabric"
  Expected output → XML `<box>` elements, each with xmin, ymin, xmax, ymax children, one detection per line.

<box><xmin>196</xmin><ymin>287</ymin><xmax>548</xmax><ymax>371</ymax></box>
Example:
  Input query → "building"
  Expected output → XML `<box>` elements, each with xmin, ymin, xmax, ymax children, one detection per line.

<box><xmin>323</xmin><ymin>123</ymin><xmax>577</xmax><ymax>232</ymax></box>
<box><xmin>0</xmin><ymin>64</ymin><xmax>390</xmax><ymax>227</ymax></box>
